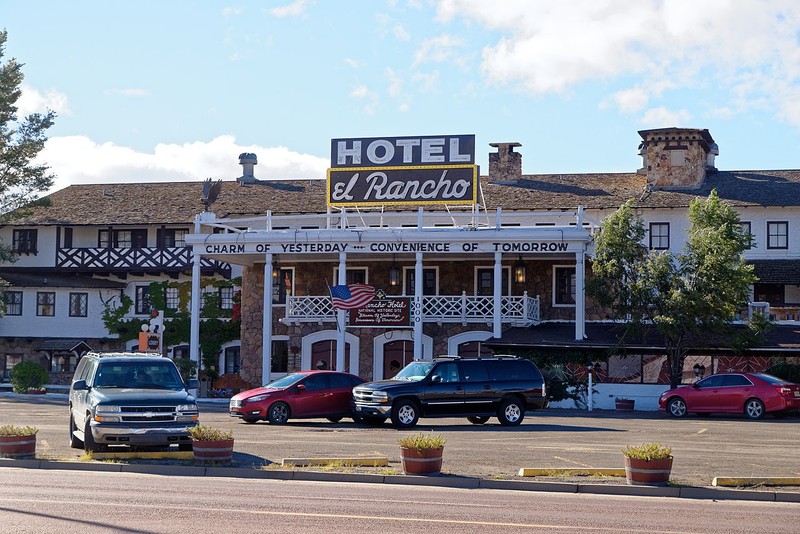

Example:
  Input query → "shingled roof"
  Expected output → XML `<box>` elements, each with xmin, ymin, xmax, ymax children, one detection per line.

<box><xmin>6</xmin><ymin>168</ymin><xmax>800</xmax><ymax>226</ymax></box>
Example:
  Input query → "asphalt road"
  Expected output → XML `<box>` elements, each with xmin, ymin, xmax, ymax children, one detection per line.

<box><xmin>2</xmin><ymin>392</ymin><xmax>799</xmax><ymax>490</ymax></box>
<box><xmin>2</xmin><ymin>468</ymin><xmax>798</xmax><ymax>533</ymax></box>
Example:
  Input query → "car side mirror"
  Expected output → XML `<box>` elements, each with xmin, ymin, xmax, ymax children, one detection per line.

<box><xmin>295</xmin><ymin>384</ymin><xmax>306</xmax><ymax>392</ymax></box>
<box><xmin>186</xmin><ymin>379</ymin><xmax>200</xmax><ymax>389</ymax></box>
<box><xmin>72</xmin><ymin>379</ymin><xmax>88</xmax><ymax>391</ymax></box>
<box><xmin>431</xmin><ymin>375</ymin><xmax>443</xmax><ymax>384</ymax></box>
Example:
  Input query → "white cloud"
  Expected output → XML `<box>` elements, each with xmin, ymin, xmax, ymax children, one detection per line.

<box><xmin>640</xmin><ymin>107</ymin><xmax>691</xmax><ymax>128</ymax></box>
<box><xmin>222</xmin><ymin>6</ymin><xmax>243</xmax><ymax>17</ymax></box>
<box><xmin>412</xmin><ymin>34</ymin><xmax>464</xmax><ymax>67</ymax></box>
<box><xmin>435</xmin><ymin>0</ymin><xmax>800</xmax><ymax>125</ymax></box>
<box><xmin>17</xmin><ymin>85</ymin><xmax>70</xmax><ymax>117</ymax></box>
<box><xmin>270</xmin><ymin>0</ymin><xmax>311</xmax><ymax>18</ymax></box>
<box><xmin>39</xmin><ymin>135</ymin><xmax>329</xmax><ymax>194</ymax></box>
<box><xmin>109</xmin><ymin>88</ymin><xmax>149</xmax><ymax>97</ymax></box>
<box><xmin>344</xmin><ymin>58</ymin><xmax>361</xmax><ymax>69</ymax></box>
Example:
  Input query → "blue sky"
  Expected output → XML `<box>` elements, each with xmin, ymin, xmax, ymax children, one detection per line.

<box><xmin>5</xmin><ymin>0</ymin><xmax>800</xmax><ymax>194</ymax></box>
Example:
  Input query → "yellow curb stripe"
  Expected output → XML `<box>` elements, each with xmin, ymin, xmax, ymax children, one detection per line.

<box><xmin>712</xmin><ymin>476</ymin><xmax>800</xmax><ymax>487</ymax></box>
<box><xmin>282</xmin><ymin>457</ymin><xmax>389</xmax><ymax>467</ymax></box>
<box><xmin>518</xmin><ymin>468</ymin><xmax>626</xmax><ymax>477</ymax></box>
<box><xmin>92</xmin><ymin>451</ymin><xmax>194</xmax><ymax>460</ymax></box>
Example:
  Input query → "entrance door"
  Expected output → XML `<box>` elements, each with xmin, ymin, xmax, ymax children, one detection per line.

<box><xmin>383</xmin><ymin>340</ymin><xmax>415</xmax><ymax>379</ymax></box>
<box><xmin>310</xmin><ymin>340</ymin><xmax>353</xmax><ymax>374</ymax></box>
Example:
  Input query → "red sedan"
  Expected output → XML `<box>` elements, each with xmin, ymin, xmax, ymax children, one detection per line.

<box><xmin>659</xmin><ymin>372</ymin><xmax>800</xmax><ymax>419</ymax></box>
<box><xmin>229</xmin><ymin>371</ymin><xmax>365</xmax><ymax>424</ymax></box>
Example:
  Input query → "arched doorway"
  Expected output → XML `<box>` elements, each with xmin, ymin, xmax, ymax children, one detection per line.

<box><xmin>447</xmin><ymin>331</ymin><xmax>493</xmax><ymax>358</ymax></box>
<box><xmin>382</xmin><ymin>339</ymin><xmax>415</xmax><ymax>379</ymax></box>
<box><xmin>372</xmin><ymin>331</ymin><xmax>433</xmax><ymax>380</ymax></box>
<box><xmin>301</xmin><ymin>330</ymin><xmax>360</xmax><ymax>376</ymax></box>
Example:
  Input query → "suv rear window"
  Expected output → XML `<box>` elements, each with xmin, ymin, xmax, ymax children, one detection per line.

<box><xmin>486</xmin><ymin>360</ymin><xmax>541</xmax><ymax>381</ymax></box>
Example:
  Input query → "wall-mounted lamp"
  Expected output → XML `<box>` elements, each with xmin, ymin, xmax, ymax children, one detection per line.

<box><xmin>513</xmin><ymin>255</ymin><xmax>526</xmax><ymax>284</ymax></box>
<box><xmin>389</xmin><ymin>255</ymin><xmax>400</xmax><ymax>287</ymax></box>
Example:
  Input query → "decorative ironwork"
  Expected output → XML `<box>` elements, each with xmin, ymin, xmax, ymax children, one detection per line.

<box><xmin>56</xmin><ymin>247</ymin><xmax>230</xmax><ymax>275</ymax></box>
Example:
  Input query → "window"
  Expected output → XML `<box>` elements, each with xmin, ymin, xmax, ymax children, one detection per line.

<box><xmin>37</xmin><ymin>292</ymin><xmax>55</xmax><ymax>316</ymax></box>
<box><xmin>649</xmin><ymin>223</ymin><xmax>670</xmax><ymax>250</ymax></box>
<box><xmin>173</xmin><ymin>345</ymin><xmax>189</xmax><ymax>360</ymax></box>
<box><xmin>740</xmin><ymin>222</ymin><xmax>754</xmax><ymax>249</ymax></box>
<box><xmin>218</xmin><ymin>286</ymin><xmax>234</xmax><ymax>310</ymax></box>
<box><xmin>224</xmin><ymin>346</ymin><xmax>241</xmax><ymax>374</ymax></box>
<box><xmin>99</xmin><ymin>229</ymin><xmax>148</xmax><ymax>248</ymax></box>
<box><xmin>272</xmin><ymin>268</ymin><xmax>294</xmax><ymax>304</ymax></box>
<box><xmin>12</xmin><ymin>229</ymin><xmax>37</xmax><ymax>254</ymax></box>
<box><xmin>63</xmin><ymin>227</ymin><xmax>73</xmax><ymax>248</ymax></box>
<box><xmin>161</xmin><ymin>228</ymin><xmax>188</xmax><ymax>248</ymax></box>
<box><xmin>333</xmin><ymin>267</ymin><xmax>367</xmax><ymax>285</ymax></box>
<box><xmin>475</xmin><ymin>267</ymin><xmax>510</xmax><ymax>296</ymax></box>
<box><xmin>403</xmin><ymin>267</ymin><xmax>438</xmax><ymax>296</ymax></box>
<box><xmin>50</xmin><ymin>353</ymin><xmax>76</xmax><ymax>373</ymax></box>
<box><xmin>4</xmin><ymin>291</ymin><xmax>22</xmax><ymax>316</ymax></box>
<box><xmin>4</xmin><ymin>354</ymin><xmax>22</xmax><ymax>380</ymax></box>
<box><xmin>554</xmin><ymin>266</ymin><xmax>576</xmax><ymax>306</ymax></box>
<box><xmin>164</xmin><ymin>287</ymin><xmax>179</xmax><ymax>311</ymax></box>
<box><xmin>135</xmin><ymin>286</ymin><xmax>151</xmax><ymax>314</ymax></box>
<box><xmin>69</xmin><ymin>293</ymin><xmax>88</xmax><ymax>317</ymax></box>
<box><xmin>271</xmin><ymin>340</ymin><xmax>289</xmax><ymax>373</ymax></box>
<box><xmin>767</xmin><ymin>221</ymin><xmax>788</xmax><ymax>249</ymax></box>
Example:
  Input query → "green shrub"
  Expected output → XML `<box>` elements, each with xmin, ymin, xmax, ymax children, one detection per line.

<box><xmin>10</xmin><ymin>361</ymin><xmax>49</xmax><ymax>394</ymax></box>
<box><xmin>174</xmin><ymin>358</ymin><xmax>198</xmax><ymax>381</ymax></box>
<box><xmin>397</xmin><ymin>433</ymin><xmax>446</xmax><ymax>450</ymax></box>
<box><xmin>187</xmin><ymin>425</ymin><xmax>233</xmax><ymax>441</ymax></box>
<box><xmin>0</xmin><ymin>425</ymin><xmax>38</xmax><ymax>436</ymax></box>
<box><xmin>766</xmin><ymin>362</ymin><xmax>800</xmax><ymax>384</ymax></box>
<box><xmin>621</xmin><ymin>442</ymin><xmax>672</xmax><ymax>460</ymax></box>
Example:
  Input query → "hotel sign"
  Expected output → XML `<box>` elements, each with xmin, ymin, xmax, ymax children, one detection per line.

<box><xmin>350</xmin><ymin>297</ymin><xmax>412</xmax><ymax>327</ymax></box>
<box><xmin>328</xmin><ymin>134</ymin><xmax>477</xmax><ymax>207</ymax></box>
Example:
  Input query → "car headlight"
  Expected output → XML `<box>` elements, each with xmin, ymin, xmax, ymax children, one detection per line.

<box><xmin>246</xmin><ymin>394</ymin><xmax>270</xmax><ymax>403</ymax></box>
<box><xmin>372</xmin><ymin>391</ymin><xmax>388</xmax><ymax>403</ymax></box>
<box><xmin>176</xmin><ymin>403</ymin><xmax>200</xmax><ymax>421</ymax></box>
<box><xmin>94</xmin><ymin>405</ymin><xmax>121</xmax><ymax>422</ymax></box>
<box><xmin>177</xmin><ymin>404</ymin><xmax>198</xmax><ymax>412</ymax></box>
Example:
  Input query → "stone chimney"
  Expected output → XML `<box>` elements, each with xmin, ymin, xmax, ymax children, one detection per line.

<box><xmin>238</xmin><ymin>153</ymin><xmax>257</xmax><ymax>185</ymax></box>
<box><xmin>489</xmin><ymin>142</ymin><xmax>522</xmax><ymax>183</ymax></box>
<box><xmin>637</xmin><ymin>128</ymin><xmax>716</xmax><ymax>189</ymax></box>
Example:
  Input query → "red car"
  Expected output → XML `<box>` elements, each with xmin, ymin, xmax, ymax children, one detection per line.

<box><xmin>229</xmin><ymin>371</ymin><xmax>365</xmax><ymax>424</ymax></box>
<box><xmin>659</xmin><ymin>372</ymin><xmax>800</xmax><ymax>419</ymax></box>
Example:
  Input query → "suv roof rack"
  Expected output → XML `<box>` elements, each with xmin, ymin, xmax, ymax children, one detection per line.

<box><xmin>490</xmin><ymin>354</ymin><xmax>520</xmax><ymax>360</ymax></box>
<box><xmin>86</xmin><ymin>351</ymin><xmax>163</xmax><ymax>358</ymax></box>
<box><xmin>434</xmin><ymin>355</ymin><xmax>461</xmax><ymax>360</ymax></box>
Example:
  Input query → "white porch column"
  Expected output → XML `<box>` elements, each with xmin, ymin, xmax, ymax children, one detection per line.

<box><xmin>413</xmin><ymin>252</ymin><xmax>424</xmax><ymax>358</ymax></box>
<box><xmin>336</xmin><ymin>252</ymin><xmax>347</xmax><ymax>371</ymax></box>
<box><xmin>189</xmin><ymin>215</ymin><xmax>201</xmax><ymax>376</ymax></box>
<box><xmin>493</xmin><ymin>251</ymin><xmax>502</xmax><ymax>338</ymax></box>
<box><xmin>575</xmin><ymin>247</ymin><xmax>586</xmax><ymax>340</ymax></box>
<box><xmin>262</xmin><ymin>253</ymin><xmax>274</xmax><ymax>385</ymax></box>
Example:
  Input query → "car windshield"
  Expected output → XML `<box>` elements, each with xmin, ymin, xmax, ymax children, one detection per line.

<box><xmin>753</xmin><ymin>373</ymin><xmax>791</xmax><ymax>385</ymax></box>
<box><xmin>95</xmin><ymin>361</ymin><xmax>185</xmax><ymax>390</ymax></box>
<box><xmin>264</xmin><ymin>373</ymin><xmax>305</xmax><ymax>389</ymax></box>
<box><xmin>393</xmin><ymin>361</ymin><xmax>434</xmax><ymax>381</ymax></box>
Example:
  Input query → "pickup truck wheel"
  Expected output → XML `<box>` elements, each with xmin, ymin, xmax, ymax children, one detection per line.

<box><xmin>391</xmin><ymin>399</ymin><xmax>419</xmax><ymax>428</ymax></box>
<box><xmin>83</xmin><ymin>421</ymin><xmax>106</xmax><ymax>453</ymax></box>
<box><xmin>267</xmin><ymin>402</ymin><xmax>291</xmax><ymax>424</ymax></box>
<box><xmin>69</xmin><ymin>415</ymin><xmax>83</xmax><ymax>449</ymax></box>
<box><xmin>497</xmin><ymin>397</ymin><xmax>525</xmax><ymax>426</ymax></box>
<box><xmin>467</xmin><ymin>416</ymin><xmax>490</xmax><ymax>425</ymax></box>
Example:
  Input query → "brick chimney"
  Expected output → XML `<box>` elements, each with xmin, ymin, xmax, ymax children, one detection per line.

<box><xmin>637</xmin><ymin>128</ymin><xmax>717</xmax><ymax>189</ymax></box>
<box><xmin>489</xmin><ymin>142</ymin><xmax>522</xmax><ymax>183</ymax></box>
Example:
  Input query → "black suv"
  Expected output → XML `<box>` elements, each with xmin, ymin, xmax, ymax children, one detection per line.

<box><xmin>68</xmin><ymin>351</ymin><xmax>200</xmax><ymax>452</ymax></box>
<box><xmin>352</xmin><ymin>356</ymin><xmax>546</xmax><ymax>428</ymax></box>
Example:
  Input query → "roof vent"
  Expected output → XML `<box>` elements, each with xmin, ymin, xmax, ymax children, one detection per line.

<box><xmin>238</xmin><ymin>153</ymin><xmax>257</xmax><ymax>185</ymax></box>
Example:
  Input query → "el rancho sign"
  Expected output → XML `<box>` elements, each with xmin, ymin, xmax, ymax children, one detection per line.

<box><xmin>327</xmin><ymin>134</ymin><xmax>478</xmax><ymax>206</ymax></box>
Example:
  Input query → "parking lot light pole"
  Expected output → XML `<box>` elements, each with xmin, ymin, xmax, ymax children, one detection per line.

<box><xmin>586</xmin><ymin>362</ymin><xmax>594</xmax><ymax>412</ymax></box>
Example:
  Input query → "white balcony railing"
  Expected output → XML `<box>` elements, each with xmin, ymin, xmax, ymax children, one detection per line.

<box><xmin>284</xmin><ymin>292</ymin><xmax>540</xmax><ymax>327</ymax></box>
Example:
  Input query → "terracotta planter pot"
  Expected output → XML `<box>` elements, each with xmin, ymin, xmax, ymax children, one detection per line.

<box><xmin>400</xmin><ymin>446</ymin><xmax>444</xmax><ymax>475</ymax></box>
<box><xmin>615</xmin><ymin>399</ymin><xmax>635</xmax><ymax>411</ymax></box>
<box><xmin>624</xmin><ymin>456</ymin><xmax>673</xmax><ymax>486</ymax></box>
<box><xmin>0</xmin><ymin>434</ymin><xmax>37</xmax><ymax>459</ymax></box>
<box><xmin>192</xmin><ymin>439</ymin><xmax>234</xmax><ymax>464</ymax></box>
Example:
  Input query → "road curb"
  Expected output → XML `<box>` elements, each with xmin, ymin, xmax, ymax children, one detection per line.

<box><xmin>1</xmin><ymin>457</ymin><xmax>798</xmax><ymax>503</ymax></box>
<box><xmin>713</xmin><ymin>476</ymin><xmax>800</xmax><ymax>487</ymax></box>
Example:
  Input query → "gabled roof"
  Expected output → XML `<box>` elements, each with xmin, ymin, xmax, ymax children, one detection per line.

<box><xmin>32</xmin><ymin>339</ymin><xmax>93</xmax><ymax>353</ymax></box>
<box><xmin>5</xmin><ymin>168</ymin><xmax>800</xmax><ymax>227</ymax></box>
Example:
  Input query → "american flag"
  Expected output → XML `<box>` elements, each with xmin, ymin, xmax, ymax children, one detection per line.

<box><xmin>329</xmin><ymin>283</ymin><xmax>376</xmax><ymax>310</ymax></box>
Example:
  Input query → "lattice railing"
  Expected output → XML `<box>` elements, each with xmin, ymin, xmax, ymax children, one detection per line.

<box><xmin>284</xmin><ymin>293</ymin><xmax>540</xmax><ymax>326</ymax></box>
<box><xmin>56</xmin><ymin>247</ymin><xmax>229</xmax><ymax>274</ymax></box>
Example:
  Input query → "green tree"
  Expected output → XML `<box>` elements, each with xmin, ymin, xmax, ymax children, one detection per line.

<box><xmin>0</xmin><ymin>30</ymin><xmax>57</xmax><ymax>259</ymax></box>
<box><xmin>589</xmin><ymin>191</ymin><xmax>757</xmax><ymax>388</ymax></box>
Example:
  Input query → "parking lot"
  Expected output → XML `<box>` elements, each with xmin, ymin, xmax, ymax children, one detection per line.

<box><xmin>2</xmin><ymin>392</ymin><xmax>799</xmax><ymax>490</ymax></box>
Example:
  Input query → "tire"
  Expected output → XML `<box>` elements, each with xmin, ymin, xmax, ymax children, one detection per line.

<box><xmin>69</xmin><ymin>414</ymin><xmax>83</xmax><ymax>449</ymax></box>
<box><xmin>326</xmin><ymin>417</ymin><xmax>343</xmax><ymax>423</ymax></box>
<box><xmin>667</xmin><ymin>397</ymin><xmax>688</xmax><ymax>418</ymax></box>
<box><xmin>744</xmin><ymin>398</ymin><xmax>765</xmax><ymax>419</ymax></box>
<box><xmin>267</xmin><ymin>402</ymin><xmax>291</xmax><ymax>424</ymax></box>
<box><xmin>242</xmin><ymin>417</ymin><xmax>259</xmax><ymax>424</ymax></box>
<box><xmin>178</xmin><ymin>443</ymin><xmax>193</xmax><ymax>452</ymax></box>
<box><xmin>467</xmin><ymin>416</ymin><xmax>490</xmax><ymax>425</ymax></box>
<box><xmin>83</xmin><ymin>421</ymin><xmax>106</xmax><ymax>453</ymax></box>
<box><xmin>362</xmin><ymin>416</ymin><xmax>386</xmax><ymax>427</ymax></box>
<box><xmin>390</xmin><ymin>399</ymin><xmax>419</xmax><ymax>428</ymax></box>
<box><xmin>496</xmin><ymin>397</ymin><xmax>525</xmax><ymax>426</ymax></box>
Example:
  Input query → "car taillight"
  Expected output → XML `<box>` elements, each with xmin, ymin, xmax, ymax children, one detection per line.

<box><xmin>776</xmin><ymin>386</ymin><xmax>793</xmax><ymax>396</ymax></box>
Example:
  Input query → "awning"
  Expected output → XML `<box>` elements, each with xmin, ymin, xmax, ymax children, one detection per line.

<box><xmin>750</xmin><ymin>260</ymin><xmax>800</xmax><ymax>285</ymax></box>
<box><xmin>32</xmin><ymin>339</ymin><xmax>93</xmax><ymax>353</ymax></box>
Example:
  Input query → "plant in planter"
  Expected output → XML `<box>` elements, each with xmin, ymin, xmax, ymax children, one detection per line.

<box><xmin>397</xmin><ymin>433</ymin><xmax>447</xmax><ymax>475</ymax></box>
<box><xmin>0</xmin><ymin>425</ymin><xmax>38</xmax><ymax>458</ymax></box>
<box><xmin>187</xmin><ymin>425</ymin><xmax>234</xmax><ymax>464</ymax></box>
<box><xmin>621</xmin><ymin>442</ymin><xmax>673</xmax><ymax>486</ymax></box>
<box><xmin>615</xmin><ymin>397</ymin><xmax>635</xmax><ymax>411</ymax></box>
